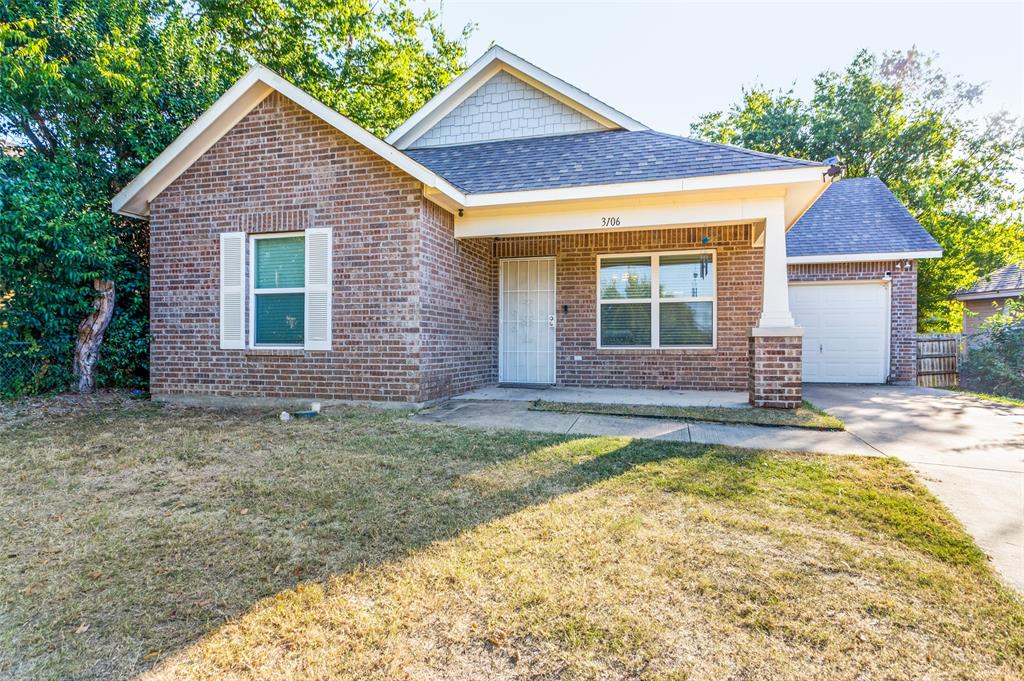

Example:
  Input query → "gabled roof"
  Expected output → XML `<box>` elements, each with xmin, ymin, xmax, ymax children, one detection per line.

<box><xmin>406</xmin><ymin>130</ymin><xmax>821</xmax><ymax>194</ymax></box>
<box><xmin>112</xmin><ymin>65</ymin><xmax>467</xmax><ymax>218</ymax></box>
<box><xmin>786</xmin><ymin>177</ymin><xmax>942</xmax><ymax>262</ymax></box>
<box><xmin>954</xmin><ymin>263</ymin><xmax>1024</xmax><ymax>299</ymax></box>
<box><xmin>385</xmin><ymin>45</ymin><xmax>647</xmax><ymax>150</ymax></box>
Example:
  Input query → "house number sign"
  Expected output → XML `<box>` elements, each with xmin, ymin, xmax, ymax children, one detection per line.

<box><xmin>600</xmin><ymin>216</ymin><xmax>622</xmax><ymax>227</ymax></box>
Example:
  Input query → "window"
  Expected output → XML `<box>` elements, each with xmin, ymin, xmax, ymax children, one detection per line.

<box><xmin>251</xmin><ymin>233</ymin><xmax>305</xmax><ymax>346</ymax></box>
<box><xmin>598</xmin><ymin>251</ymin><xmax>715</xmax><ymax>348</ymax></box>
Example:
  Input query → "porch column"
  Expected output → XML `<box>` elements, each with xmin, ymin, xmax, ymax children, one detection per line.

<box><xmin>757</xmin><ymin>207</ymin><xmax>796</xmax><ymax>329</ymax></box>
<box><xmin>750</xmin><ymin>207</ymin><xmax>803</xmax><ymax>408</ymax></box>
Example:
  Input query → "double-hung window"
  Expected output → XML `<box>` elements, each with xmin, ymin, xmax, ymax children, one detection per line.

<box><xmin>598</xmin><ymin>251</ymin><xmax>716</xmax><ymax>348</ymax></box>
<box><xmin>251</xmin><ymin>233</ymin><xmax>306</xmax><ymax>347</ymax></box>
<box><xmin>219</xmin><ymin>228</ymin><xmax>332</xmax><ymax>351</ymax></box>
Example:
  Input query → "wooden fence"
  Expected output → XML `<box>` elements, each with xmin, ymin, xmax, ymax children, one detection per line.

<box><xmin>916</xmin><ymin>333</ymin><xmax>961</xmax><ymax>388</ymax></box>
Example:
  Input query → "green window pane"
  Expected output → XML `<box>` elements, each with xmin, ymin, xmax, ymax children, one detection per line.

<box><xmin>601</xmin><ymin>303</ymin><xmax>651</xmax><ymax>346</ymax></box>
<box><xmin>660</xmin><ymin>301</ymin><xmax>713</xmax><ymax>346</ymax></box>
<box><xmin>255</xmin><ymin>237</ymin><xmax>304</xmax><ymax>289</ymax></box>
<box><xmin>660</xmin><ymin>254</ymin><xmax>713</xmax><ymax>299</ymax></box>
<box><xmin>255</xmin><ymin>293</ymin><xmax>304</xmax><ymax>345</ymax></box>
<box><xmin>600</xmin><ymin>257</ymin><xmax>651</xmax><ymax>299</ymax></box>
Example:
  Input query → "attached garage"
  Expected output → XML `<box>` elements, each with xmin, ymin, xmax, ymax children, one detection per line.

<box><xmin>789</xmin><ymin>282</ymin><xmax>889</xmax><ymax>383</ymax></box>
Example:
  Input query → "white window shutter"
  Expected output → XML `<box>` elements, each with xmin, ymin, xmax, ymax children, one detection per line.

<box><xmin>304</xmin><ymin>227</ymin><xmax>332</xmax><ymax>351</ymax></box>
<box><xmin>219</xmin><ymin>232</ymin><xmax>246</xmax><ymax>349</ymax></box>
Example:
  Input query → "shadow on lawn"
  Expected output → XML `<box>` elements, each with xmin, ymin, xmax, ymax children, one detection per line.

<box><xmin>0</xmin><ymin>405</ymin><xmax>765</xmax><ymax>679</ymax></box>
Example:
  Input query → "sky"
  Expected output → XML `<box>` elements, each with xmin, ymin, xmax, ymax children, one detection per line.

<box><xmin>422</xmin><ymin>0</ymin><xmax>1024</xmax><ymax>137</ymax></box>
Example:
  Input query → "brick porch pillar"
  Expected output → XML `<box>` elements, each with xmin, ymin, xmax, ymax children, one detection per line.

<box><xmin>749</xmin><ymin>205</ymin><xmax>803</xmax><ymax>409</ymax></box>
<box><xmin>749</xmin><ymin>332</ymin><xmax>803</xmax><ymax>408</ymax></box>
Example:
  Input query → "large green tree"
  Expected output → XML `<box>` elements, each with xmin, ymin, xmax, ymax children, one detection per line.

<box><xmin>692</xmin><ymin>49</ymin><xmax>1024</xmax><ymax>331</ymax></box>
<box><xmin>0</xmin><ymin>0</ymin><xmax>469</xmax><ymax>394</ymax></box>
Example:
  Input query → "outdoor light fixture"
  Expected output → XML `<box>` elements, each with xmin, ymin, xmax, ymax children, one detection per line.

<box><xmin>823</xmin><ymin>155</ymin><xmax>845</xmax><ymax>181</ymax></box>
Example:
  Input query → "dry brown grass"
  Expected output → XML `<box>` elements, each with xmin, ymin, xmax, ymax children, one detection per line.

<box><xmin>1</xmin><ymin>395</ymin><xmax>1021</xmax><ymax>680</ymax></box>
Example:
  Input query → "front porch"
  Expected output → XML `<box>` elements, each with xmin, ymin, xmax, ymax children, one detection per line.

<box><xmin>443</xmin><ymin>221</ymin><xmax>804</xmax><ymax>408</ymax></box>
<box><xmin>439</xmin><ymin>178</ymin><xmax>815</xmax><ymax>409</ymax></box>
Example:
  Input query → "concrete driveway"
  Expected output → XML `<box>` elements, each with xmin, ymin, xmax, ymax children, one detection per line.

<box><xmin>805</xmin><ymin>384</ymin><xmax>1024</xmax><ymax>591</ymax></box>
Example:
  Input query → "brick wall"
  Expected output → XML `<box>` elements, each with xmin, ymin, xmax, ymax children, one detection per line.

<box><xmin>418</xmin><ymin>199</ymin><xmax>496</xmax><ymax>401</ymax></box>
<box><xmin>748</xmin><ymin>335</ymin><xmax>802</xmax><ymax>408</ymax></box>
<box><xmin>485</xmin><ymin>224</ymin><xmax>761</xmax><ymax>391</ymax></box>
<box><xmin>150</xmin><ymin>92</ymin><xmax>428</xmax><ymax>402</ymax></box>
<box><xmin>788</xmin><ymin>260</ymin><xmax>918</xmax><ymax>384</ymax></box>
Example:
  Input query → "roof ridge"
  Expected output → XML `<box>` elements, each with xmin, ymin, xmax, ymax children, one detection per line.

<box><xmin>641</xmin><ymin>130</ymin><xmax>821</xmax><ymax>167</ymax></box>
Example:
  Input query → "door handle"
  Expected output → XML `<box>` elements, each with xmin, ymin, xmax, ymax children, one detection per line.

<box><xmin>819</xmin><ymin>343</ymin><xmax>823</xmax><ymax>353</ymax></box>
<box><xmin>548</xmin><ymin>314</ymin><xmax>556</xmax><ymax>328</ymax></box>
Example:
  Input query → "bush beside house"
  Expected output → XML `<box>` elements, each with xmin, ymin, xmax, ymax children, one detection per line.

<box><xmin>960</xmin><ymin>301</ymin><xmax>1024</xmax><ymax>399</ymax></box>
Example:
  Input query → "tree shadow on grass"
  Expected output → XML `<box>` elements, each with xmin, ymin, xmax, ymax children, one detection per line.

<box><xmin>0</xmin><ymin>404</ymin><xmax>768</xmax><ymax>679</ymax></box>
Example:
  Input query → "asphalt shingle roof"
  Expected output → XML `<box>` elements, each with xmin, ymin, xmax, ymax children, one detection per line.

<box><xmin>406</xmin><ymin>130</ymin><xmax>820</xmax><ymax>194</ymax></box>
<box><xmin>956</xmin><ymin>263</ymin><xmax>1024</xmax><ymax>296</ymax></box>
<box><xmin>787</xmin><ymin>177</ymin><xmax>941</xmax><ymax>258</ymax></box>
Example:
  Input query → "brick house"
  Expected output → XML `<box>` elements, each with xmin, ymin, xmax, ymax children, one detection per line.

<box><xmin>112</xmin><ymin>46</ymin><xmax>941</xmax><ymax>408</ymax></box>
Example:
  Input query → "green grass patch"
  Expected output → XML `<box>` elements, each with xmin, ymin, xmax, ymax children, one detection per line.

<box><xmin>530</xmin><ymin>398</ymin><xmax>845</xmax><ymax>430</ymax></box>
<box><xmin>953</xmin><ymin>389</ymin><xmax>1024</xmax><ymax>407</ymax></box>
<box><xmin>1</xmin><ymin>394</ymin><xmax>1020</xmax><ymax>680</ymax></box>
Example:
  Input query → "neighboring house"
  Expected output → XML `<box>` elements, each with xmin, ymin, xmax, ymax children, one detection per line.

<box><xmin>954</xmin><ymin>263</ymin><xmax>1024</xmax><ymax>336</ymax></box>
<box><xmin>112</xmin><ymin>46</ymin><xmax>941</xmax><ymax>409</ymax></box>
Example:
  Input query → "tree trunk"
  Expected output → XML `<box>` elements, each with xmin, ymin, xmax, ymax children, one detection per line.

<box><xmin>73</xmin><ymin>279</ymin><xmax>116</xmax><ymax>394</ymax></box>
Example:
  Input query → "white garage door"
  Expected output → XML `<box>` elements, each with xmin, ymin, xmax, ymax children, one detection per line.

<box><xmin>789</xmin><ymin>282</ymin><xmax>888</xmax><ymax>383</ymax></box>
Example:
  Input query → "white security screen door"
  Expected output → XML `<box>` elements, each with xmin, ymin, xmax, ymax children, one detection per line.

<box><xmin>789</xmin><ymin>282</ymin><xmax>888</xmax><ymax>383</ymax></box>
<box><xmin>499</xmin><ymin>258</ymin><xmax>556</xmax><ymax>384</ymax></box>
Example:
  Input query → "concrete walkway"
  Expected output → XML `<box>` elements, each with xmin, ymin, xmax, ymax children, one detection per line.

<box><xmin>413</xmin><ymin>399</ymin><xmax>878</xmax><ymax>456</ymax></box>
<box><xmin>454</xmin><ymin>385</ymin><xmax>749</xmax><ymax>408</ymax></box>
<box><xmin>805</xmin><ymin>384</ymin><xmax>1024</xmax><ymax>592</ymax></box>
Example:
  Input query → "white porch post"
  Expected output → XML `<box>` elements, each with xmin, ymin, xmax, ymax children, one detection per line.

<box><xmin>756</xmin><ymin>206</ymin><xmax>798</xmax><ymax>331</ymax></box>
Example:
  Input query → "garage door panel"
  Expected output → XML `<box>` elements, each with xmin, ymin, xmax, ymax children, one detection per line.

<box><xmin>790</xmin><ymin>283</ymin><xmax>888</xmax><ymax>384</ymax></box>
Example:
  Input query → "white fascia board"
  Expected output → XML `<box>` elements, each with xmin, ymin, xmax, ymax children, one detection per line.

<box><xmin>461</xmin><ymin>167</ymin><xmax>829</xmax><ymax>209</ymax></box>
<box><xmin>386</xmin><ymin>45</ymin><xmax>647</xmax><ymax>149</ymax></box>
<box><xmin>787</xmin><ymin>250</ymin><xmax>943</xmax><ymax>264</ymax></box>
<box><xmin>112</xmin><ymin>65</ymin><xmax>467</xmax><ymax>218</ymax></box>
<box><xmin>953</xmin><ymin>289</ymin><xmax>1024</xmax><ymax>301</ymax></box>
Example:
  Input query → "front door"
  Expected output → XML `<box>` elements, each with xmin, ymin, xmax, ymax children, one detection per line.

<box><xmin>499</xmin><ymin>257</ymin><xmax>556</xmax><ymax>384</ymax></box>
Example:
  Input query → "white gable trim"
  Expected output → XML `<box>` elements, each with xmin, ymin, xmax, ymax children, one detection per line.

<box><xmin>386</xmin><ymin>45</ymin><xmax>647</xmax><ymax>150</ymax></box>
<box><xmin>111</xmin><ymin>65</ymin><xmax>468</xmax><ymax>219</ymax></box>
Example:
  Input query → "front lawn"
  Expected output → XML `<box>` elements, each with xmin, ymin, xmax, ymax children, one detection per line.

<box><xmin>1</xmin><ymin>396</ymin><xmax>1020</xmax><ymax>679</ymax></box>
<box><xmin>532</xmin><ymin>399</ymin><xmax>845</xmax><ymax>430</ymax></box>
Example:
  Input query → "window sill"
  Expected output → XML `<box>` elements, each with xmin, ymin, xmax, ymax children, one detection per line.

<box><xmin>596</xmin><ymin>346</ymin><xmax>718</xmax><ymax>352</ymax></box>
<box><xmin>244</xmin><ymin>347</ymin><xmax>307</xmax><ymax>357</ymax></box>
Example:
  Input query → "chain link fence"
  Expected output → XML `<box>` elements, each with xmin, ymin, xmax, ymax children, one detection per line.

<box><xmin>0</xmin><ymin>337</ymin><xmax>72</xmax><ymax>400</ymax></box>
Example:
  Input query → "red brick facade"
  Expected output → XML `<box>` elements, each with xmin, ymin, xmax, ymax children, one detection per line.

<box><xmin>418</xmin><ymin>200</ymin><xmax>496</xmax><ymax>400</ymax></box>
<box><xmin>147</xmin><ymin>92</ymin><xmax>919</xmax><ymax>406</ymax></box>
<box><xmin>152</xmin><ymin>93</ymin><xmax>430</xmax><ymax>402</ymax></box>
<box><xmin>788</xmin><ymin>260</ymin><xmax>918</xmax><ymax>384</ymax></box>
<box><xmin>482</xmin><ymin>224</ymin><xmax>762</xmax><ymax>391</ymax></box>
<box><xmin>748</xmin><ymin>335</ymin><xmax>803</xmax><ymax>408</ymax></box>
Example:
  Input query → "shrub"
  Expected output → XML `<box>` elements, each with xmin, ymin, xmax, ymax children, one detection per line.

<box><xmin>960</xmin><ymin>300</ymin><xmax>1024</xmax><ymax>399</ymax></box>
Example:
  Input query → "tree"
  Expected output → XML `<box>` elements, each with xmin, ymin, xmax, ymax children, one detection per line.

<box><xmin>692</xmin><ymin>49</ymin><xmax>1024</xmax><ymax>331</ymax></box>
<box><xmin>0</xmin><ymin>0</ymin><xmax>469</xmax><ymax>394</ymax></box>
